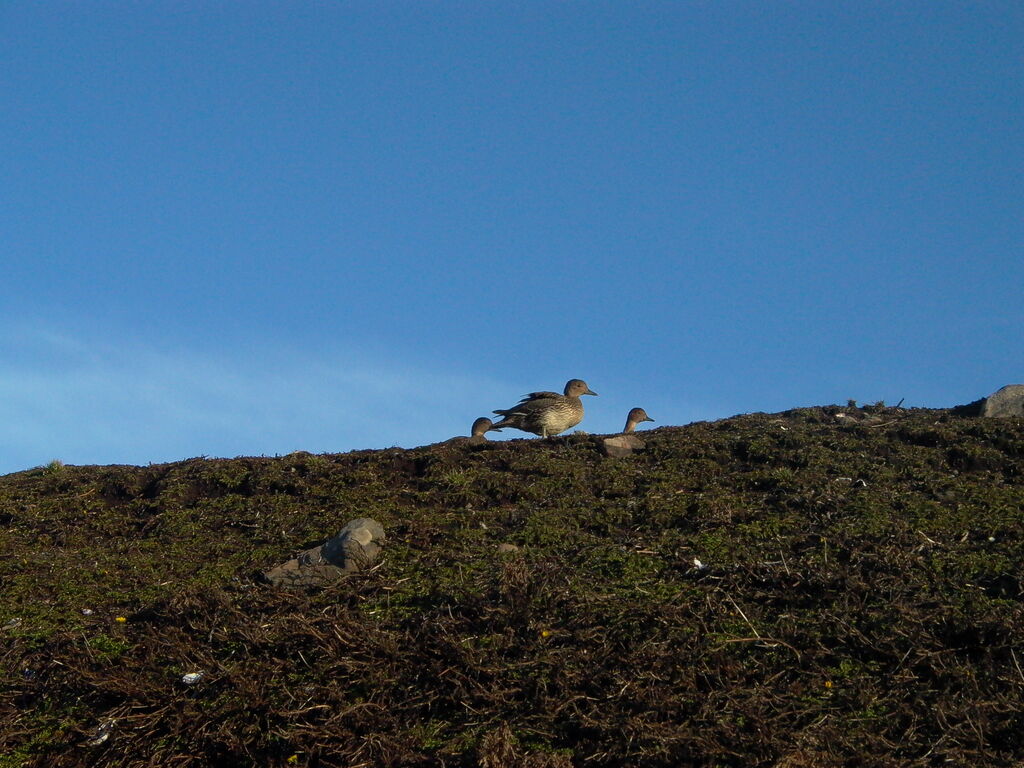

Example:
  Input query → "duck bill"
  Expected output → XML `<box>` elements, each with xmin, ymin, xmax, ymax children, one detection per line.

<box><xmin>585</xmin><ymin>389</ymin><xmax>598</xmax><ymax>396</ymax></box>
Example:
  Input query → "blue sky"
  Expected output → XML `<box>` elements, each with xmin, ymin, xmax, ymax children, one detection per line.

<box><xmin>2</xmin><ymin>2</ymin><xmax>1021</xmax><ymax>474</ymax></box>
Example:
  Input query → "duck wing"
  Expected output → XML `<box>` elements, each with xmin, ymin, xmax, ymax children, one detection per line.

<box><xmin>520</xmin><ymin>391</ymin><xmax>562</xmax><ymax>402</ymax></box>
<box><xmin>493</xmin><ymin>391</ymin><xmax>560</xmax><ymax>419</ymax></box>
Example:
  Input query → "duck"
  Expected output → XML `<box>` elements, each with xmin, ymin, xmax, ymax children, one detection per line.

<box><xmin>471</xmin><ymin>417</ymin><xmax>497</xmax><ymax>439</ymax></box>
<box><xmin>491</xmin><ymin>379</ymin><xmax>597</xmax><ymax>437</ymax></box>
<box><xmin>441</xmin><ymin>417</ymin><xmax>498</xmax><ymax>446</ymax></box>
<box><xmin>623</xmin><ymin>407</ymin><xmax>654</xmax><ymax>433</ymax></box>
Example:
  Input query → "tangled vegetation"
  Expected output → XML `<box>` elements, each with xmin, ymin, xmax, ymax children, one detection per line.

<box><xmin>2</xmin><ymin>405</ymin><xmax>1023</xmax><ymax>766</ymax></box>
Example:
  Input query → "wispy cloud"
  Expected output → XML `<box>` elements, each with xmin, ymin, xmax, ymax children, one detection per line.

<box><xmin>0</xmin><ymin>325</ymin><xmax>508</xmax><ymax>474</ymax></box>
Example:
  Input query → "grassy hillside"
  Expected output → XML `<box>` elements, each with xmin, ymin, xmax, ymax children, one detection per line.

<box><xmin>2</xmin><ymin>405</ymin><xmax>1023</xmax><ymax>767</ymax></box>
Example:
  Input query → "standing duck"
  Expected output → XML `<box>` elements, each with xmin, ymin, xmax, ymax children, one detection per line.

<box><xmin>491</xmin><ymin>379</ymin><xmax>598</xmax><ymax>437</ymax></box>
<box><xmin>623</xmin><ymin>408</ymin><xmax>654</xmax><ymax>433</ymax></box>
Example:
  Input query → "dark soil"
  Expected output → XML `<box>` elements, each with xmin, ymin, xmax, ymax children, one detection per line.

<box><xmin>2</xmin><ymin>405</ymin><xmax>1024</xmax><ymax>767</ymax></box>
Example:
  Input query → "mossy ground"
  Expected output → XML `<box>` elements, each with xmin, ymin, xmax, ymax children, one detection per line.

<box><xmin>2</xmin><ymin>406</ymin><xmax>1023</xmax><ymax>766</ymax></box>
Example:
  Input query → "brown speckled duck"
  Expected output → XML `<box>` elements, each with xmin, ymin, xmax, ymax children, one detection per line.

<box><xmin>623</xmin><ymin>407</ymin><xmax>654</xmax><ymax>433</ymax></box>
<box><xmin>491</xmin><ymin>379</ymin><xmax>597</xmax><ymax>437</ymax></box>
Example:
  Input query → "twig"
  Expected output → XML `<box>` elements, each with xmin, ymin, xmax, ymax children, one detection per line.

<box><xmin>776</xmin><ymin>537</ymin><xmax>791</xmax><ymax>576</ymax></box>
<box><xmin>726</xmin><ymin>595</ymin><xmax>760</xmax><ymax>638</ymax></box>
<box><xmin>717</xmin><ymin>636</ymin><xmax>802</xmax><ymax>660</ymax></box>
<box><xmin>1012</xmin><ymin>648</ymin><xmax>1024</xmax><ymax>684</ymax></box>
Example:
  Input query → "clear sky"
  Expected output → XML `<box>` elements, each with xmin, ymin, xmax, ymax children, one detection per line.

<box><xmin>2</xmin><ymin>2</ymin><xmax>1022</xmax><ymax>475</ymax></box>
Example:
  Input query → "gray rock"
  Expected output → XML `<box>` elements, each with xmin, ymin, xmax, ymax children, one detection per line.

<box><xmin>321</xmin><ymin>518</ymin><xmax>385</xmax><ymax>565</ymax></box>
<box><xmin>264</xmin><ymin>517</ymin><xmax>385</xmax><ymax>588</ymax></box>
<box><xmin>602</xmin><ymin>434</ymin><xmax>645</xmax><ymax>458</ymax></box>
<box><xmin>981</xmin><ymin>385</ymin><xmax>1024</xmax><ymax>418</ymax></box>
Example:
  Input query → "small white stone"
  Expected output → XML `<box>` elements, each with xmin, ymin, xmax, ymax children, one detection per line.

<box><xmin>181</xmin><ymin>672</ymin><xmax>205</xmax><ymax>685</ymax></box>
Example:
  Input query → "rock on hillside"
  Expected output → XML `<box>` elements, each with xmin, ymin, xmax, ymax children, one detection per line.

<box><xmin>982</xmin><ymin>384</ymin><xmax>1024</xmax><ymax>418</ymax></box>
